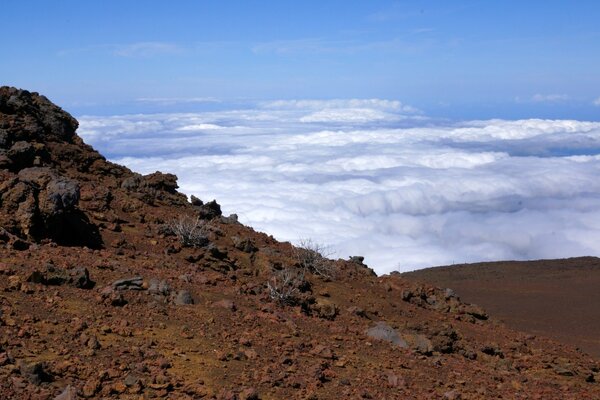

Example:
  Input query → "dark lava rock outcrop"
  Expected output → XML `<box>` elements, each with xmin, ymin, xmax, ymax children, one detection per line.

<box><xmin>0</xmin><ymin>89</ymin><xmax>100</xmax><ymax>247</ymax></box>
<box><xmin>1</xmin><ymin>86</ymin><xmax>600</xmax><ymax>399</ymax></box>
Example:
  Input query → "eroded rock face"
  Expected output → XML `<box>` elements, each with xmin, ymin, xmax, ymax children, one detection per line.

<box><xmin>0</xmin><ymin>87</ymin><xmax>78</xmax><ymax>145</ymax></box>
<box><xmin>0</xmin><ymin>88</ymin><xmax>101</xmax><ymax>247</ymax></box>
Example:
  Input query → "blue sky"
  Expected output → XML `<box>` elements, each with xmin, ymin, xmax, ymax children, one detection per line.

<box><xmin>4</xmin><ymin>1</ymin><xmax>600</xmax><ymax>271</ymax></box>
<box><xmin>2</xmin><ymin>1</ymin><xmax>600</xmax><ymax>119</ymax></box>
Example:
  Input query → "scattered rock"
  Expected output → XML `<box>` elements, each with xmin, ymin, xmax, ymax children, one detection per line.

<box><xmin>411</xmin><ymin>334</ymin><xmax>434</xmax><ymax>355</ymax></box>
<box><xmin>174</xmin><ymin>290</ymin><xmax>194</xmax><ymax>305</ymax></box>
<box><xmin>54</xmin><ymin>385</ymin><xmax>77</xmax><ymax>400</ymax></box>
<box><xmin>444</xmin><ymin>390</ymin><xmax>462</xmax><ymax>400</ymax></box>
<box><xmin>213</xmin><ymin>299</ymin><xmax>237</xmax><ymax>311</ymax></box>
<box><xmin>349</xmin><ymin>256</ymin><xmax>365</xmax><ymax>265</ymax></box>
<box><xmin>111</xmin><ymin>276</ymin><xmax>144</xmax><ymax>290</ymax></box>
<box><xmin>18</xmin><ymin>361</ymin><xmax>52</xmax><ymax>385</ymax></box>
<box><xmin>197</xmin><ymin>200</ymin><xmax>222</xmax><ymax>220</ymax></box>
<box><xmin>312</xmin><ymin>299</ymin><xmax>339</xmax><ymax>320</ymax></box>
<box><xmin>221</xmin><ymin>213</ymin><xmax>239</xmax><ymax>224</ymax></box>
<box><xmin>233</xmin><ymin>237</ymin><xmax>258</xmax><ymax>253</ymax></box>
<box><xmin>365</xmin><ymin>322</ymin><xmax>408</xmax><ymax>348</ymax></box>
<box><xmin>239</xmin><ymin>387</ymin><xmax>259</xmax><ymax>400</ymax></box>
<box><xmin>143</xmin><ymin>171</ymin><xmax>179</xmax><ymax>193</ymax></box>
<box><xmin>190</xmin><ymin>195</ymin><xmax>203</xmax><ymax>206</ymax></box>
<box><xmin>148</xmin><ymin>279</ymin><xmax>170</xmax><ymax>296</ymax></box>
<box><xmin>70</xmin><ymin>267</ymin><xmax>94</xmax><ymax>289</ymax></box>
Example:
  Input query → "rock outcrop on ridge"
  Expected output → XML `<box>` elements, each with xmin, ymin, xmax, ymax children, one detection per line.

<box><xmin>1</xmin><ymin>87</ymin><xmax>600</xmax><ymax>399</ymax></box>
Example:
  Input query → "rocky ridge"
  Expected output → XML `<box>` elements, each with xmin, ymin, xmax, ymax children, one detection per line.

<box><xmin>1</xmin><ymin>87</ymin><xmax>600</xmax><ymax>399</ymax></box>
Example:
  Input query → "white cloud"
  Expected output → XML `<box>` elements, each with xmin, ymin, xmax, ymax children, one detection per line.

<box><xmin>593</xmin><ymin>97</ymin><xmax>600</xmax><ymax>106</ymax></box>
<box><xmin>78</xmin><ymin>101</ymin><xmax>600</xmax><ymax>274</ymax></box>
<box><xmin>113</xmin><ymin>42</ymin><xmax>184</xmax><ymax>57</ymax></box>
<box><xmin>523</xmin><ymin>94</ymin><xmax>570</xmax><ymax>103</ymax></box>
<box><xmin>136</xmin><ymin>97</ymin><xmax>221</xmax><ymax>105</ymax></box>
<box><xmin>260</xmin><ymin>99</ymin><xmax>416</xmax><ymax>112</ymax></box>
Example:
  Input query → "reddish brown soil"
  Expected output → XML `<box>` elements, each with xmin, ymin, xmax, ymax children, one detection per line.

<box><xmin>402</xmin><ymin>257</ymin><xmax>600</xmax><ymax>360</ymax></box>
<box><xmin>2</xmin><ymin>87</ymin><xmax>600</xmax><ymax>399</ymax></box>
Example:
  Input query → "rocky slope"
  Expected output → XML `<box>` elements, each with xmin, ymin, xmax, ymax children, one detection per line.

<box><xmin>1</xmin><ymin>86</ymin><xmax>599</xmax><ymax>399</ymax></box>
<box><xmin>402</xmin><ymin>257</ymin><xmax>600</xmax><ymax>360</ymax></box>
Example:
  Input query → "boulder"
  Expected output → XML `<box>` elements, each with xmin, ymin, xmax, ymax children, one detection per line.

<box><xmin>143</xmin><ymin>171</ymin><xmax>179</xmax><ymax>193</ymax></box>
<box><xmin>173</xmin><ymin>290</ymin><xmax>194</xmax><ymax>305</ymax></box>
<box><xmin>365</xmin><ymin>322</ymin><xmax>408</xmax><ymax>348</ymax></box>
<box><xmin>2</xmin><ymin>167</ymin><xmax>100</xmax><ymax>247</ymax></box>
<box><xmin>54</xmin><ymin>385</ymin><xmax>78</xmax><ymax>400</ymax></box>
<box><xmin>7</xmin><ymin>141</ymin><xmax>36</xmax><ymax>170</ymax></box>
<box><xmin>18</xmin><ymin>360</ymin><xmax>52</xmax><ymax>385</ymax></box>
<box><xmin>198</xmin><ymin>200</ymin><xmax>222</xmax><ymax>220</ymax></box>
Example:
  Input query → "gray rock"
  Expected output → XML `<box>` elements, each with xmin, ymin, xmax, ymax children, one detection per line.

<box><xmin>54</xmin><ymin>385</ymin><xmax>77</xmax><ymax>400</ymax></box>
<box><xmin>7</xmin><ymin>141</ymin><xmax>35</xmax><ymax>170</ymax></box>
<box><xmin>444</xmin><ymin>288</ymin><xmax>456</xmax><ymax>299</ymax></box>
<box><xmin>148</xmin><ymin>279</ymin><xmax>170</xmax><ymax>296</ymax></box>
<box><xmin>70</xmin><ymin>267</ymin><xmax>94</xmax><ymax>289</ymax></box>
<box><xmin>412</xmin><ymin>334</ymin><xmax>434</xmax><ymax>355</ymax></box>
<box><xmin>233</xmin><ymin>237</ymin><xmax>257</xmax><ymax>253</ymax></box>
<box><xmin>365</xmin><ymin>322</ymin><xmax>408</xmax><ymax>348</ymax></box>
<box><xmin>190</xmin><ymin>195</ymin><xmax>203</xmax><ymax>206</ymax></box>
<box><xmin>198</xmin><ymin>200</ymin><xmax>222</xmax><ymax>219</ymax></box>
<box><xmin>143</xmin><ymin>171</ymin><xmax>178</xmax><ymax>193</ymax></box>
<box><xmin>174</xmin><ymin>290</ymin><xmax>194</xmax><ymax>305</ymax></box>
<box><xmin>123</xmin><ymin>373</ymin><xmax>141</xmax><ymax>387</ymax></box>
<box><xmin>121</xmin><ymin>174</ymin><xmax>143</xmax><ymax>190</ymax></box>
<box><xmin>18</xmin><ymin>361</ymin><xmax>52</xmax><ymax>385</ymax></box>
<box><xmin>112</xmin><ymin>276</ymin><xmax>144</xmax><ymax>290</ymax></box>
<box><xmin>349</xmin><ymin>256</ymin><xmax>365</xmax><ymax>265</ymax></box>
<box><xmin>0</xmin><ymin>130</ymin><xmax>8</xmax><ymax>149</ymax></box>
<box><xmin>221</xmin><ymin>213</ymin><xmax>238</xmax><ymax>224</ymax></box>
<box><xmin>45</xmin><ymin>177</ymin><xmax>80</xmax><ymax>212</ymax></box>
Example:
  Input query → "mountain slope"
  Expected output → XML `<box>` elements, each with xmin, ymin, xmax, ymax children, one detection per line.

<box><xmin>1</xmin><ymin>87</ymin><xmax>599</xmax><ymax>399</ymax></box>
<box><xmin>402</xmin><ymin>257</ymin><xmax>600</xmax><ymax>359</ymax></box>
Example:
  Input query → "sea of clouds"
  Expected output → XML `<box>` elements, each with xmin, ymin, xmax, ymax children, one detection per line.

<box><xmin>77</xmin><ymin>99</ymin><xmax>600</xmax><ymax>274</ymax></box>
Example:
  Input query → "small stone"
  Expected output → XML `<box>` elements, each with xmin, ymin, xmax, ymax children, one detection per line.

<box><xmin>365</xmin><ymin>322</ymin><xmax>408</xmax><ymax>348</ymax></box>
<box><xmin>174</xmin><ymin>290</ymin><xmax>194</xmax><ymax>305</ymax></box>
<box><xmin>213</xmin><ymin>299</ymin><xmax>236</xmax><ymax>311</ymax></box>
<box><xmin>239</xmin><ymin>387</ymin><xmax>259</xmax><ymax>400</ymax></box>
<box><xmin>70</xmin><ymin>267</ymin><xmax>95</xmax><ymax>289</ymax></box>
<box><xmin>109</xmin><ymin>292</ymin><xmax>127</xmax><ymax>307</ymax></box>
<box><xmin>54</xmin><ymin>385</ymin><xmax>77</xmax><ymax>400</ymax></box>
<box><xmin>444</xmin><ymin>390</ymin><xmax>462</xmax><ymax>400</ymax></box>
<box><xmin>123</xmin><ymin>373</ymin><xmax>140</xmax><ymax>387</ymax></box>
<box><xmin>111</xmin><ymin>381</ymin><xmax>127</xmax><ymax>394</ymax></box>
<box><xmin>18</xmin><ymin>361</ymin><xmax>52</xmax><ymax>385</ymax></box>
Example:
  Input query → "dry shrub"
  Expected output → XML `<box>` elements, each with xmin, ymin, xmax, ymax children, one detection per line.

<box><xmin>295</xmin><ymin>238</ymin><xmax>336</xmax><ymax>278</ymax></box>
<box><xmin>267</xmin><ymin>268</ymin><xmax>305</xmax><ymax>306</ymax></box>
<box><xmin>168</xmin><ymin>215</ymin><xmax>209</xmax><ymax>248</ymax></box>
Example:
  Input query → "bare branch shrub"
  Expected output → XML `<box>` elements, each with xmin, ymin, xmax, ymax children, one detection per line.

<box><xmin>267</xmin><ymin>268</ymin><xmax>305</xmax><ymax>306</ymax></box>
<box><xmin>168</xmin><ymin>215</ymin><xmax>209</xmax><ymax>248</ymax></box>
<box><xmin>295</xmin><ymin>238</ymin><xmax>335</xmax><ymax>278</ymax></box>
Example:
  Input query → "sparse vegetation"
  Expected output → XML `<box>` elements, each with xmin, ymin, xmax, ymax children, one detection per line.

<box><xmin>267</xmin><ymin>268</ymin><xmax>305</xmax><ymax>306</ymax></box>
<box><xmin>295</xmin><ymin>238</ymin><xmax>335</xmax><ymax>278</ymax></box>
<box><xmin>168</xmin><ymin>215</ymin><xmax>209</xmax><ymax>248</ymax></box>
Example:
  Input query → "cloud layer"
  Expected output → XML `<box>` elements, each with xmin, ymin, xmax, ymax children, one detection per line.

<box><xmin>78</xmin><ymin>101</ymin><xmax>600</xmax><ymax>274</ymax></box>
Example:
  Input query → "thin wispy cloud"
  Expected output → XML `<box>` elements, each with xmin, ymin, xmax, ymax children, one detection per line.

<box><xmin>113</xmin><ymin>42</ymin><xmax>184</xmax><ymax>58</ymax></box>
<box><xmin>136</xmin><ymin>97</ymin><xmax>221</xmax><ymax>105</ymax></box>
<box><xmin>593</xmin><ymin>97</ymin><xmax>600</xmax><ymax>107</ymax></box>
<box><xmin>515</xmin><ymin>94</ymin><xmax>570</xmax><ymax>104</ymax></box>
<box><xmin>78</xmin><ymin>101</ymin><xmax>600</xmax><ymax>274</ymax></box>
<box><xmin>251</xmin><ymin>36</ymin><xmax>434</xmax><ymax>56</ymax></box>
<box><xmin>531</xmin><ymin>94</ymin><xmax>570</xmax><ymax>103</ymax></box>
<box><xmin>57</xmin><ymin>42</ymin><xmax>186</xmax><ymax>58</ymax></box>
